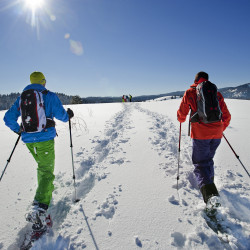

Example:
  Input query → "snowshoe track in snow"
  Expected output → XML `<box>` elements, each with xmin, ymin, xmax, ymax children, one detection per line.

<box><xmin>1</xmin><ymin>100</ymin><xmax>250</xmax><ymax>249</ymax></box>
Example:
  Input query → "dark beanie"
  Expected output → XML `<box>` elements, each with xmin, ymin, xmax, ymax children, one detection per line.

<box><xmin>194</xmin><ymin>71</ymin><xmax>209</xmax><ymax>83</ymax></box>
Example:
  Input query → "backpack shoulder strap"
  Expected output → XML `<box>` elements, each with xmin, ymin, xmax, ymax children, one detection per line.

<box><xmin>41</xmin><ymin>89</ymin><xmax>49</xmax><ymax>95</ymax></box>
<box><xmin>40</xmin><ymin>89</ymin><xmax>56</xmax><ymax>129</ymax></box>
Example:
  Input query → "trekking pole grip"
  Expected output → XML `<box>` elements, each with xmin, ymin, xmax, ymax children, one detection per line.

<box><xmin>69</xmin><ymin>119</ymin><xmax>73</xmax><ymax>148</ymax></box>
<box><xmin>177</xmin><ymin>123</ymin><xmax>182</xmax><ymax>183</ymax></box>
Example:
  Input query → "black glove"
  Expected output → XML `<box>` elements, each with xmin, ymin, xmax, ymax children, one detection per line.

<box><xmin>67</xmin><ymin>108</ymin><xmax>74</xmax><ymax>119</ymax></box>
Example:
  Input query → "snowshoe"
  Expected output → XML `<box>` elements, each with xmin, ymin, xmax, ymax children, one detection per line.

<box><xmin>205</xmin><ymin>195</ymin><xmax>221</xmax><ymax>216</ymax></box>
<box><xmin>21</xmin><ymin>214</ymin><xmax>52</xmax><ymax>249</ymax></box>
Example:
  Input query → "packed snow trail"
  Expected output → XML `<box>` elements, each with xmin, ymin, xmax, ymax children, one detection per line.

<box><xmin>41</xmin><ymin>102</ymin><xmax>250</xmax><ymax>249</ymax></box>
<box><xmin>0</xmin><ymin>99</ymin><xmax>249</xmax><ymax>249</ymax></box>
<box><xmin>53</xmin><ymin>103</ymin><xmax>192</xmax><ymax>249</ymax></box>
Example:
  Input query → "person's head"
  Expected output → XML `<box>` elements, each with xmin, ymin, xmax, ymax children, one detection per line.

<box><xmin>194</xmin><ymin>71</ymin><xmax>209</xmax><ymax>84</ymax></box>
<box><xmin>30</xmin><ymin>72</ymin><xmax>46</xmax><ymax>86</ymax></box>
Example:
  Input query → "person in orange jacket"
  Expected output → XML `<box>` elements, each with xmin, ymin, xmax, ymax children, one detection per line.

<box><xmin>177</xmin><ymin>71</ymin><xmax>231</xmax><ymax>214</ymax></box>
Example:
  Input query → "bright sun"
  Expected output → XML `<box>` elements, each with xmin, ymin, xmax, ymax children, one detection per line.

<box><xmin>21</xmin><ymin>0</ymin><xmax>47</xmax><ymax>30</ymax></box>
<box><xmin>24</xmin><ymin>0</ymin><xmax>45</xmax><ymax>11</ymax></box>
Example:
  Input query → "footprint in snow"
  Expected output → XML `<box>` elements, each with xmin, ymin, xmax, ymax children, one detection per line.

<box><xmin>168</xmin><ymin>195</ymin><xmax>180</xmax><ymax>205</ymax></box>
<box><xmin>171</xmin><ymin>232</ymin><xmax>186</xmax><ymax>248</ymax></box>
<box><xmin>94</xmin><ymin>194</ymin><xmax>118</xmax><ymax>220</ymax></box>
<box><xmin>134</xmin><ymin>236</ymin><xmax>142</xmax><ymax>247</ymax></box>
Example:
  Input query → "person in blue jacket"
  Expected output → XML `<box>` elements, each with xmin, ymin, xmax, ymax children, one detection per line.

<box><xmin>4</xmin><ymin>71</ymin><xmax>74</xmax><ymax>231</ymax></box>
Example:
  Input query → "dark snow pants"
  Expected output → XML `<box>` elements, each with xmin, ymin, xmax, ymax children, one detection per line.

<box><xmin>192</xmin><ymin>138</ymin><xmax>221</xmax><ymax>189</ymax></box>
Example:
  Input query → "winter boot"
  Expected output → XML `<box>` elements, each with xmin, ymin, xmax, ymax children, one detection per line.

<box><xmin>26</xmin><ymin>202</ymin><xmax>48</xmax><ymax>231</ymax></box>
<box><xmin>200</xmin><ymin>183</ymin><xmax>221</xmax><ymax>216</ymax></box>
<box><xmin>200</xmin><ymin>183</ymin><xmax>219</xmax><ymax>204</ymax></box>
<box><xmin>205</xmin><ymin>196</ymin><xmax>221</xmax><ymax>216</ymax></box>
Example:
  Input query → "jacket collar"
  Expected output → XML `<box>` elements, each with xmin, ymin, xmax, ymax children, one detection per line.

<box><xmin>23</xmin><ymin>84</ymin><xmax>47</xmax><ymax>92</ymax></box>
<box><xmin>190</xmin><ymin>77</ymin><xmax>208</xmax><ymax>88</ymax></box>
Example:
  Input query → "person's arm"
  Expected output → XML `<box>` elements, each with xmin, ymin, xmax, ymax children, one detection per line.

<box><xmin>177</xmin><ymin>91</ymin><xmax>190</xmax><ymax>123</ymax></box>
<box><xmin>218</xmin><ymin>92</ymin><xmax>231</xmax><ymax>131</ymax></box>
<box><xmin>48</xmin><ymin>93</ymin><xmax>69</xmax><ymax>122</ymax></box>
<box><xmin>3</xmin><ymin>97</ymin><xmax>22</xmax><ymax>133</ymax></box>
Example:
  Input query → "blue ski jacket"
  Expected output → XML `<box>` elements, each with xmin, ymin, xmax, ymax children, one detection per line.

<box><xmin>4</xmin><ymin>84</ymin><xmax>69</xmax><ymax>143</ymax></box>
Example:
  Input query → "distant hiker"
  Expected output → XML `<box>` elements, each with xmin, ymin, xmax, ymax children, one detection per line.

<box><xmin>129</xmin><ymin>94</ymin><xmax>132</xmax><ymax>102</ymax></box>
<box><xmin>177</xmin><ymin>71</ymin><xmax>231</xmax><ymax>215</ymax></box>
<box><xmin>122</xmin><ymin>95</ymin><xmax>128</xmax><ymax>102</ymax></box>
<box><xmin>3</xmin><ymin>71</ymin><xmax>74</xmax><ymax>232</ymax></box>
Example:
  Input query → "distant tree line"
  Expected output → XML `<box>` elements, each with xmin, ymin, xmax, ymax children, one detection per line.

<box><xmin>0</xmin><ymin>91</ymin><xmax>187</xmax><ymax>111</ymax></box>
<box><xmin>55</xmin><ymin>93</ymin><xmax>73</xmax><ymax>105</ymax></box>
<box><xmin>0</xmin><ymin>93</ymin><xmax>20</xmax><ymax>110</ymax></box>
<box><xmin>0</xmin><ymin>92</ymin><xmax>125</xmax><ymax>111</ymax></box>
<box><xmin>0</xmin><ymin>92</ymin><xmax>76</xmax><ymax>111</ymax></box>
<box><xmin>1</xmin><ymin>83</ymin><xmax>249</xmax><ymax>111</ymax></box>
<box><xmin>0</xmin><ymin>92</ymin><xmax>184</xmax><ymax>111</ymax></box>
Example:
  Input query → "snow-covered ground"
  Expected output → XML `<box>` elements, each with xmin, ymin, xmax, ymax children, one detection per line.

<box><xmin>0</xmin><ymin>98</ymin><xmax>249</xmax><ymax>249</ymax></box>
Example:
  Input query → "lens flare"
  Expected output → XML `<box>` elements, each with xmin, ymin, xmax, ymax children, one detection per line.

<box><xmin>24</xmin><ymin>0</ymin><xmax>45</xmax><ymax>11</ymax></box>
<box><xmin>70</xmin><ymin>40</ymin><xmax>84</xmax><ymax>56</ymax></box>
<box><xmin>64</xmin><ymin>33</ymin><xmax>70</xmax><ymax>39</ymax></box>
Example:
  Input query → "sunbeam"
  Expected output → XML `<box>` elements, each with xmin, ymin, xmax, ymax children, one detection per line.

<box><xmin>24</xmin><ymin>0</ymin><xmax>45</xmax><ymax>11</ymax></box>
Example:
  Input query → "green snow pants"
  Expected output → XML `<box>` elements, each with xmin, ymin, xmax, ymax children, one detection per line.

<box><xmin>26</xmin><ymin>139</ymin><xmax>55</xmax><ymax>206</ymax></box>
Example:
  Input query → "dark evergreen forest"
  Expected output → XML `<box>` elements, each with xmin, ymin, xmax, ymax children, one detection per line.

<box><xmin>1</xmin><ymin>83</ymin><xmax>249</xmax><ymax>111</ymax></box>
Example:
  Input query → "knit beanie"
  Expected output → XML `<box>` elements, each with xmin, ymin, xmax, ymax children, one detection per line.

<box><xmin>30</xmin><ymin>72</ymin><xmax>46</xmax><ymax>84</ymax></box>
<box><xmin>194</xmin><ymin>71</ymin><xmax>209</xmax><ymax>83</ymax></box>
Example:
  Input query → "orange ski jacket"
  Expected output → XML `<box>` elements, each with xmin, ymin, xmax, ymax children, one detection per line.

<box><xmin>177</xmin><ymin>78</ymin><xmax>231</xmax><ymax>139</ymax></box>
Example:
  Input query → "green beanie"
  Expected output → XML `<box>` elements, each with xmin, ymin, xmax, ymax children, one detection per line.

<box><xmin>30</xmin><ymin>72</ymin><xmax>46</xmax><ymax>84</ymax></box>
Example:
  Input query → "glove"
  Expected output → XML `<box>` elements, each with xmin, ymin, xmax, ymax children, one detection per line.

<box><xmin>177</xmin><ymin>117</ymin><xmax>185</xmax><ymax>123</ymax></box>
<box><xmin>14</xmin><ymin>127</ymin><xmax>23</xmax><ymax>135</ymax></box>
<box><xmin>67</xmin><ymin>108</ymin><xmax>74</xmax><ymax>119</ymax></box>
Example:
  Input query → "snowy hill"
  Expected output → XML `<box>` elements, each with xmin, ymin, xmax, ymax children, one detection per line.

<box><xmin>0</xmin><ymin>98</ymin><xmax>250</xmax><ymax>249</ymax></box>
<box><xmin>219</xmin><ymin>83</ymin><xmax>250</xmax><ymax>100</ymax></box>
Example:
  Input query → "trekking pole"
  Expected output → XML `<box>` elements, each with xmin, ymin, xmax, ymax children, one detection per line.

<box><xmin>0</xmin><ymin>134</ymin><xmax>21</xmax><ymax>182</ymax></box>
<box><xmin>177</xmin><ymin>123</ymin><xmax>182</xmax><ymax>190</ymax></box>
<box><xmin>69</xmin><ymin>119</ymin><xmax>80</xmax><ymax>202</ymax></box>
<box><xmin>188</xmin><ymin>120</ymin><xmax>191</xmax><ymax>137</ymax></box>
<box><xmin>188</xmin><ymin>108</ymin><xmax>191</xmax><ymax>137</ymax></box>
<box><xmin>223</xmin><ymin>133</ymin><xmax>250</xmax><ymax>178</ymax></box>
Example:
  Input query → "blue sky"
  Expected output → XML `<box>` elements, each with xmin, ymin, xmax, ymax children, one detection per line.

<box><xmin>0</xmin><ymin>0</ymin><xmax>250</xmax><ymax>97</ymax></box>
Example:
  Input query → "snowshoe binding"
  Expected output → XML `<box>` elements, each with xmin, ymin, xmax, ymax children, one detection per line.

<box><xmin>21</xmin><ymin>205</ymin><xmax>52</xmax><ymax>250</ymax></box>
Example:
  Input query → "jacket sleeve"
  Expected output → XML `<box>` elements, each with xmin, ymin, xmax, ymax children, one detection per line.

<box><xmin>3</xmin><ymin>97</ymin><xmax>21</xmax><ymax>133</ymax></box>
<box><xmin>47</xmin><ymin>93</ymin><xmax>69</xmax><ymax>122</ymax></box>
<box><xmin>218</xmin><ymin>92</ymin><xmax>231</xmax><ymax>131</ymax></box>
<box><xmin>177</xmin><ymin>91</ymin><xmax>190</xmax><ymax>123</ymax></box>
